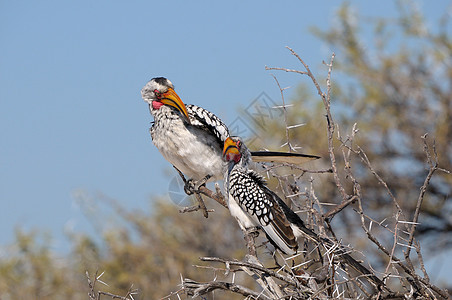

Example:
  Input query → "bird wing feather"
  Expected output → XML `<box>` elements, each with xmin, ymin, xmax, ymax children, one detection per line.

<box><xmin>230</xmin><ymin>170</ymin><xmax>298</xmax><ymax>254</ymax></box>
<box><xmin>251</xmin><ymin>151</ymin><xmax>320</xmax><ymax>165</ymax></box>
<box><xmin>186</xmin><ymin>104</ymin><xmax>229</xmax><ymax>148</ymax></box>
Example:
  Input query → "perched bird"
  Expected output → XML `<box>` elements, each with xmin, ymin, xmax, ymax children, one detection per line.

<box><xmin>141</xmin><ymin>77</ymin><xmax>229</xmax><ymax>185</ymax></box>
<box><xmin>141</xmin><ymin>77</ymin><xmax>320</xmax><ymax>189</ymax></box>
<box><xmin>223</xmin><ymin>136</ymin><xmax>383</xmax><ymax>287</ymax></box>
<box><xmin>223</xmin><ymin>136</ymin><xmax>303</xmax><ymax>254</ymax></box>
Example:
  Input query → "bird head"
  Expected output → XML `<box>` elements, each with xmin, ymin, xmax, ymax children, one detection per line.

<box><xmin>141</xmin><ymin>77</ymin><xmax>190</xmax><ymax>123</ymax></box>
<box><xmin>223</xmin><ymin>137</ymin><xmax>242</xmax><ymax>165</ymax></box>
<box><xmin>223</xmin><ymin>136</ymin><xmax>251</xmax><ymax>194</ymax></box>
<box><xmin>223</xmin><ymin>136</ymin><xmax>252</xmax><ymax>173</ymax></box>
<box><xmin>223</xmin><ymin>137</ymin><xmax>242</xmax><ymax>193</ymax></box>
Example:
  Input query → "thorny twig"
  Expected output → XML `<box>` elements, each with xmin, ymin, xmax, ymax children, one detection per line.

<box><xmin>269</xmin><ymin>74</ymin><xmax>294</xmax><ymax>152</ymax></box>
<box><xmin>182</xmin><ymin>278</ymin><xmax>273</xmax><ymax>300</ymax></box>
<box><xmin>199</xmin><ymin>256</ymin><xmax>302</xmax><ymax>288</ymax></box>
<box><xmin>266</xmin><ymin>48</ymin><xmax>448</xmax><ymax>298</ymax></box>
<box><xmin>334</xmin><ymin>127</ymin><xmax>441</xmax><ymax>296</ymax></box>
<box><xmin>405</xmin><ymin>134</ymin><xmax>438</xmax><ymax>258</ymax></box>
<box><xmin>178</xmin><ymin>205</ymin><xmax>215</xmax><ymax>215</ymax></box>
<box><xmin>340</xmin><ymin>136</ymin><xmax>449</xmax><ymax>298</ymax></box>
<box><xmin>87</xmin><ymin>271</ymin><xmax>138</xmax><ymax>300</ymax></box>
<box><xmin>268</xmin><ymin>48</ymin><xmax>348</xmax><ymax>203</ymax></box>
<box><xmin>323</xmin><ymin>195</ymin><xmax>357</xmax><ymax>220</ymax></box>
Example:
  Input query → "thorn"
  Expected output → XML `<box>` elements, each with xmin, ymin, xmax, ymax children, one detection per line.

<box><xmin>272</xmin><ymin>104</ymin><xmax>294</xmax><ymax>109</ymax></box>
<box><xmin>96</xmin><ymin>270</ymin><xmax>105</xmax><ymax>280</ymax></box>
<box><xmin>97</xmin><ymin>279</ymin><xmax>109</xmax><ymax>287</ymax></box>
<box><xmin>287</xmin><ymin>123</ymin><xmax>306</xmax><ymax>129</ymax></box>
<box><xmin>397</xmin><ymin>220</ymin><xmax>421</xmax><ymax>225</ymax></box>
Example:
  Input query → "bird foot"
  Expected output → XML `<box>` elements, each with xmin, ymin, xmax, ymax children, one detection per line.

<box><xmin>245</xmin><ymin>227</ymin><xmax>260</xmax><ymax>239</ymax></box>
<box><xmin>183</xmin><ymin>179</ymin><xmax>196</xmax><ymax>195</ymax></box>
<box><xmin>184</xmin><ymin>174</ymin><xmax>212</xmax><ymax>195</ymax></box>
<box><xmin>242</xmin><ymin>227</ymin><xmax>260</xmax><ymax>256</ymax></box>
<box><xmin>181</xmin><ymin>177</ymin><xmax>210</xmax><ymax>218</ymax></box>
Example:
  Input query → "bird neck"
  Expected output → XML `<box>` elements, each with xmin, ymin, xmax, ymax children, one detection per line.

<box><xmin>150</xmin><ymin>104</ymin><xmax>174</xmax><ymax>117</ymax></box>
<box><xmin>238</xmin><ymin>147</ymin><xmax>251</xmax><ymax>168</ymax></box>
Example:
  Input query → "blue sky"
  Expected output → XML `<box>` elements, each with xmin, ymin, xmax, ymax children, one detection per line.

<box><xmin>0</xmin><ymin>0</ymin><xmax>449</xmax><ymax>280</ymax></box>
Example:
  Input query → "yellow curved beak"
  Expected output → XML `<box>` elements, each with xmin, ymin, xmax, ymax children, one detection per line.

<box><xmin>223</xmin><ymin>137</ymin><xmax>240</xmax><ymax>158</ymax></box>
<box><xmin>161</xmin><ymin>88</ymin><xmax>191</xmax><ymax>124</ymax></box>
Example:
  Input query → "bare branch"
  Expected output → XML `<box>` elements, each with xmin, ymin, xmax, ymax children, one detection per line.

<box><xmin>323</xmin><ymin>195</ymin><xmax>357</xmax><ymax>220</ymax></box>
<box><xmin>87</xmin><ymin>271</ymin><xmax>137</xmax><ymax>300</ymax></box>
<box><xmin>178</xmin><ymin>205</ymin><xmax>215</xmax><ymax>215</ymax></box>
<box><xmin>199</xmin><ymin>184</ymin><xmax>228</xmax><ymax>208</ymax></box>
<box><xmin>405</xmin><ymin>134</ymin><xmax>438</xmax><ymax>260</ymax></box>
<box><xmin>199</xmin><ymin>256</ymin><xmax>300</xmax><ymax>288</ymax></box>
<box><xmin>265</xmin><ymin>66</ymin><xmax>308</xmax><ymax>75</ymax></box>
<box><xmin>182</xmin><ymin>278</ymin><xmax>273</xmax><ymax>300</ymax></box>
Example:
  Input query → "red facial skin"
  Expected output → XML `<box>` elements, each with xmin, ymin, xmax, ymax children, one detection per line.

<box><xmin>233</xmin><ymin>141</ymin><xmax>242</xmax><ymax>163</ymax></box>
<box><xmin>224</xmin><ymin>139</ymin><xmax>242</xmax><ymax>163</ymax></box>
<box><xmin>226</xmin><ymin>150</ymin><xmax>241</xmax><ymax>164</ymax></box>
<box><xmin>152</xmin><ymin>101</ymin><xmax>164</xmax><ymax>109</ymax></box>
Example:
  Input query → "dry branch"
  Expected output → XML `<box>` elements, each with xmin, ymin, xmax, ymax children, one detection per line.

<box><xmin>182</xmin><ymin>278</ymin><xmax>273</xmax><ymax>299</ymax></box>
<box><xmin>166</xmin><ymin>48</ymin><xmax>449</xmax><ymax>299</ymax></box>
<box><xmin>87</xmin><ymin>271</ymin><xmax>138</xmax><ymax>300</ymax></box>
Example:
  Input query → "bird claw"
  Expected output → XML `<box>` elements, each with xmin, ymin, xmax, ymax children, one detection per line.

<box><xmin>245</xmin><ymin>227</ymin><xmax>260</xmax><ymax>238</ymax></box>
<box><xmin>183</xmin><ymin>179</ymin><xmax>196</xmax><ymax>195</ymax></box>
<box><xmin>184</xmin><ymin>174</ymin><xmax>212</xmax><ymax>195</ymax></box>
<box><xmin>242</xmin><ymin>227</ymin><xmax>260</xmax><ymax>256</ymax></box>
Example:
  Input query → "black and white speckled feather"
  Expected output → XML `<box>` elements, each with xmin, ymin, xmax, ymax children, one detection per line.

<box><xmin>228</xmin><ymin>169</ymin><xmax>274</xmax><ymax>225</ymax></box>
<box><xmin>226</xmin><ymin>167</ymin><xmax>298</xmax><ymax>254</ymax></box>
<box><xmin>224</xmin><ymin>138</ymin><xmax>298</xmax><ymax>254</ymax></box>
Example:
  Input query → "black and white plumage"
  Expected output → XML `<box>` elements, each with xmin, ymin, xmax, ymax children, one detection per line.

<box><xmin>223</xmin><ymin>136</ymin><xmax>300</xmax><ymax>254</ymax></box>
<box><xmin>227</xmin><ymin>168</ymin><xmax>299</xmax><ymax>254</ymax></box>
<box><xmin>223</xmin><ymin>136</ymin><xmax>384</xmax><ymax>287</ymax></box>
<box><xmin>141</xmin><ymin>77</ymin><xmax>229</xmax><ymax>182</ymax></box>
<box><xmin>141</xmin><ymin>77</ymin><xmax>320</xmax><ymax>185</ymax></box>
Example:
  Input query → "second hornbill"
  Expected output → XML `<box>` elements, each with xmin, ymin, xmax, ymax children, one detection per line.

<box><xmin>222</xmin><ymin>136</ymin><xmax>384</xmax><ymax>288</ymax></box>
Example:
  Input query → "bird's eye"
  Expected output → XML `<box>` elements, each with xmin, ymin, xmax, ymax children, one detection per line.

<box><xmin>154</xmin><ymin>89</ymin><xmax>162</xmax><ymax>99</ymax></box>
<box><xmin>236</xmin><ymin>141</ymin><xmax>241</xmax><ymax>148</ymax></box>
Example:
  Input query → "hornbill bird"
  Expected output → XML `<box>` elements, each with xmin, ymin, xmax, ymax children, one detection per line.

<box><xmin>141</xmin><ymin>77</ymin><xmax>320</xmax><ymax>191</ymax></box>
<box><xmin>222</xmin><ymin>136</ymin><xmax>384</xmax><ymax>288</ymax></box>
<box><xmin>141</xmin><ymin>77</ymin><xmax>228</xmax><ymax>185</ymax></box>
